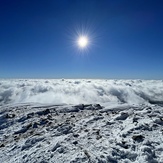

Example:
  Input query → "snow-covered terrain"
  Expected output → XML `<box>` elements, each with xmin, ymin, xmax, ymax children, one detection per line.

<box><xmin>0</xmin><ymin>79</ymin><xmax>163</xmax><ymax>162</ymax></box>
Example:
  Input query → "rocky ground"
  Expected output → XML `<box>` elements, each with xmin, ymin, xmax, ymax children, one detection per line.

<box><xmin>0</xmin><ymin>102</ymin><xmax>163</xmax><ymax>163</ymax></box>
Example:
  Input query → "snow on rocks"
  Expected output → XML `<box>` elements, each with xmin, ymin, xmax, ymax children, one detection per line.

<box><xmin>0</xmin><ymin>102</ymin><xmax>163</xmax><ymax>162</ymax></box>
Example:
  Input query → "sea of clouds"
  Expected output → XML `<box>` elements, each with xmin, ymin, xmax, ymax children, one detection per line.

<box><xmin>0</xmin><ymin>79</ymin><xmax>163</xmax><ymax>106</ymax></box>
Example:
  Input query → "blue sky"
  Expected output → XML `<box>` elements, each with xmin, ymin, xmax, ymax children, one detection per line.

<box><xmin>0</xmin><ymin>0</ymin><xmax>163</xmax><ymax>79</ymax></box>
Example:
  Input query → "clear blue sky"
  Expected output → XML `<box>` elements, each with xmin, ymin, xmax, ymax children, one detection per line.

<box><xmin>0</xmin><ymin>0</ymin><xmax>163</xmax><ymax>79</ymax></box>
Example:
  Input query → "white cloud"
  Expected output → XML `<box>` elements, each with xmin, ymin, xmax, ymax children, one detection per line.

<box><xmin>0</xmin><ymin>79</ymin><xmax>163</xmax><ymax>105</ymax></box>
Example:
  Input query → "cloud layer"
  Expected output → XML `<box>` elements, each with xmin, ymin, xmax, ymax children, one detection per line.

<box><xmin>0</xmin><ymin>79</ymin><xmax>163</xmax><ymax>105</ymax></box>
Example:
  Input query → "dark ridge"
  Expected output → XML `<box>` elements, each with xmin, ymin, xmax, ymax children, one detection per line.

<box><xmin>148</xmin><ymin>100</ymin><xmax>163</xmax><ymax>106</ymax></box>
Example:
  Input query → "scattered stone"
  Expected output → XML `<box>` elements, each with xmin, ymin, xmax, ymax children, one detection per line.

<box><xmin>73</xmin><ymin>133</ymin><xmax>79</xmax><ymax>138</ymax></box>
<box><xmin>57</xmin><ymin>124</ymin><xmax>72</xmax><ymax>134</ymax></box>
<box><xmin>26</xmin><ymin>123</ymin><xmax>33</xmax><ymax>129</ymax></box>
<box><xmin>72</xmin><ymin>141</ymin><xmax>78</xmax><ymax>145</ymax></box>
<box><xmin>93</xmin><ymin>116</ymin><xmax>104</xmax><ymax>121</ymax></box>
<box><xmin>96</xmin><ymin>135</ymin><xmax>102</xmax><ymax>140</ymax></box>
<box><xmin>115</xmin><ymin>112</ymin><xmax>129</xmax><ymax>120</ymax></box>
<box><xmin>84</xmin><ymin>129</ymin><xmax>89</xmax><ymax>132</ymax></box>
<box><xmin>40</xmin><ymin>118</ymin><xmax>49</xmax><ymax>125</ymax></box>
<box><xmin>27</xmin><ymin>112</ymin><xmax>34</xmax><ymax>118</ymax></box>
<box><xmin>160</xmin><ymin>117</ymin><xmax>163</xmax><ymax>121</ymax></box>
<box><xmin>75</xmin><ymin>104</ymin><xmax>84</xmax><ymax>110</ymax></box>
<box><xmin>57</xmin><ymin>147</ymin><xmax>64</xmax><ymax>153</ymax></box>
<box><xmin>88</xmin><ymin>116</ymin><xmax>104</xmax><ymax>123</ymax></box>
<box><xmin>112</xmin><ymin>111</ymin><xmax>118</xmax><ymax>115</ymax></box>
<box><xmin>47</xmin><ymin>114</ymin><xmax>52</xmax><ymax>120</ymax></box>
<box><xmin>71</xmin><ymin>115</ymin><xmax>75</xmax><ymax>118</ymax></box>
<box><xmin>117</xmin><ymin>141</ymin><xmax>129</xmax><ymax>149</ymax></box>
<box><xmin>132</xmin><ymin>135</ymin><xmax>144</xmax><ymax>142</ymax></box>
<box><xmin>94</xmin><ymin>104</ymin><xmax>103</xmax><ymax>109</ymax></box>
<box><xmin>83</xmin><ymin>150</ymin><xmax>90</xmax><ymax>158</ymax></box>
<box><xmin>52</xmin><ymin>143</ymin><xmax>60</xmax><ymax>152</ymax></box>
<box><xmin>33</xmin><ymin>122</ymin><xmax>39</xmax><ymax>128</ymax></box>
<box><xmin>106</xmin><ymin>121</ymin><xmax>114</xmax><ymax>125</ymax></box>
<box><xmin>5</xmin><ymin>113</ymin><xmax>15</xmax><ymax>118</ymax></box>
<box><xmin>59</xmin><ymin>107</ymin><xmax>79</xmax><ymax>113</ymax></box>
<box><xmin>0</xmin><ymin>144</ymin><xmax>5</xmax><ymax>148</ymax></box>
<box><xmin>154</xmin><ymin>118</ymin><xmax>163</xmax><ymax>125</ymax></box>
<box><xmin>36</xmin><ymin>109</ymin><xmax>50</xmax><ymax>116</ymax></box>
<box><xmin>14</xmin><ymin>123</ymin><xmax>32</xmax><ymax>135</ymax></box>
<box><xmin>47</xmin><ymin>121</ymin><xmax>53</xmax><ymax>126</ymax></box>
<box><xmin>95</xmin><ymin>129</ymin><xmax>100</xmax><ymax>135</ymax></box>
<box><xmin>21</xmin><ymin>137</ymin><xmax>44</xmax><ymax>151</ymax></box>
<box><xmin>84</xmin><ymin>105</ymin><xmax>94</xmax><ymax>110</ymax></box>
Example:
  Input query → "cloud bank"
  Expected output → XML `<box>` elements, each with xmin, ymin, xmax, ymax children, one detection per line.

<box><xmin>0</xmin><ymin>79</ymin><xmax>163</xmax><ymax>106</ymax></box>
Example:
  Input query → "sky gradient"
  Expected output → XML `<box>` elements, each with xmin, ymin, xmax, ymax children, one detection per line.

<box><xmin>0</xmin><ymin>0</ymin><xmax>163</xmax><ymax>79</ymax></box>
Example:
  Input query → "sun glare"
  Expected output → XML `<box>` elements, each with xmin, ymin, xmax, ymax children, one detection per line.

<box><xmin>77</xmin><ymin>36</ymin><xmax>88</xmax><ymax>48</ymax></box>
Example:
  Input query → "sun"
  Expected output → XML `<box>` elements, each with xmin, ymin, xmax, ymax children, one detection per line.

<box><xmin>77</xmin><ymin>36</ymin><xmax>88</xmax><ymax>48</ymax></box>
